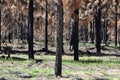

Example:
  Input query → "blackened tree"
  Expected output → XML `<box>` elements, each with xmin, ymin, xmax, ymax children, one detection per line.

<box><xmin>94</xmin><ymin>0</ymin><xmax>102</xmax><ymax>53</ymax></box>
<box><xmin>114</xmin><ymin>0</ymin><xmax>118</xmax><ymax>46</ymax></box>
<box><xmin>55</xmin><ymin>0</ymin><xmax>63</xmax><ymax>77</ymax></box>
<box><xmin>28</xmin><ymin>0</ymin><xmax>34</xmax><ymax>59</ymax></box>
<box><xmin>73</xmin><ymin>9</ymin><xmax>79</xmax><ymax>61</ymax></box>
<box><xmin>44</xmin><ymin>0</ymin><xmax>48</xmax><ymax>51</ymax></box>
<box><xmin>0</xmin><ymin>0</ymin><xmax>1</xmax><ymax>51</ymax></box>
<box><xmin>103</xmin><ymin>6</ymin><xmax>108</xmax><ymax>45</ymax></box>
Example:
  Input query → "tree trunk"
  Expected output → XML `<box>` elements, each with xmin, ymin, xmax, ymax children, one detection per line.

<box><xmin>103</xmin><ymin>15</ymin><xmax>108</xmax><ymax>45</ymax></box>
<box><xmin>73</xmin><ymin>9</ymin><xmax>79</xmax><ymax>61</ymax></box>
<box><xmin>115</xmin><ymin>0</ymin><xmax>118</xmax><ymax>46</ymax></box>
<box><xmin>94</xmin><ymin>1</ymin><xmax>101</xmax><ymax>53</ymax></box>
<box><xmin>44</xmin><ymin>0</ymin><xmax>48</xmax><ymax>51</ymax></box>
<box><xmin>0</xmin><ymin>0</ymin><xmax>1</xmax><ymax>51</ymax></box>
<box><xmin>28</xmin><ymin>0</ymin><xmax>34</xmax><ymax>59</ymax></box>
<box><xmin>90</xmin><ymin>21</ymin><xmax>94</xmax><ymax>43</ymax></box>
<box><xmin>55</xmin><ymin>0</ymin><xmax>63</xmax><ymax>77</ymax></box>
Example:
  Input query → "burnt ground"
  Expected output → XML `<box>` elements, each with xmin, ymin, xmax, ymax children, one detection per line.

<box><xmin>0</xmin><ymin>42</ymin><xmax>120</xmax><ymax>80</ymax></box>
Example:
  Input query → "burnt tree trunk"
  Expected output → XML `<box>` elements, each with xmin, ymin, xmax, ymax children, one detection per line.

<box><xmin>90</xmin><ymin>21</ymin><xmax>94</xmax><ymax>43</ymax></box>
<box><xmin>103</xmin><ymin>15</ymin><xmax>108</xmax><ymax>45</ymax></box>
<box><xmin>115</xmin><ymin>0</ymin><xmax>118</xmax><ymax>46</ymax></box>
<box><xmin>0</xmin><ymin>0</ymin><xmax>1</xmax><ymax>51</ymax></box>
<box><xmin>94</xmin><ymin>0</ymin><xmax>102</xmax><ymax>53</ymax></box>
<box><xmin>55</xmin><ymin>0</ymin><xmax>63</xmax><ymax>77</ymax></box>
<box><xmin>28</xmin><ymin>0</ymin><xmax>34</xmax><ymax>59</ymax></box>
<box><xmin>44</xmin><ymin>0</ymin><xmax>48</xmax><ymax>51</ymax></box>
<box><xmin>91</xmin><ymin>17</ymin><xmax>95</xmax><ymax>43</ymax></box>
<box><xmin>73</xmin><ymin>9</ymin><xmax>79</xmax><ymax>61</ymax></box>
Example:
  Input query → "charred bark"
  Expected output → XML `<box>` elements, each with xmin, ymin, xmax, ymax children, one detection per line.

<box><xmin>94</xmin><ymin>0</ymin><xmax>102</xmax><ymax>53</ymax></box>
<box><xmin>115</xmin><ymin>0</ymin><xmax>118</xmax><ymax>46</ymax></box>
<box><xmin>103</xmin><ymin>15</ymin><xmax>108</xmax><ymax>45</ymax></box>
<box><xmin>55</xmin><ymin>0</ymin><xmax>63</xmax><ymax>77</ymax></box>
<box><xmin>73</xmin><ymin>9</ymin><xmax>79</xmax><ymax>61</ymax></box>
<box><xmin>44</xmin><ymin>0</ymin><xmax>48</xmax><ymax>51</ymax></box>
<box><xmin>0</xmin><ymin>0</ymin><xmax>1</xmax><ymax>50</ymax></box>
<box><xmin>28</xmin><ymin>0</ymin><xmax>34</xmax><ymax>59</ymax></box>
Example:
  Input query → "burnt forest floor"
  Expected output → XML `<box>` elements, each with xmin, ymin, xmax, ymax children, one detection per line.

<box><xmin>0</xmin><ymin>41</ymin><xmax>120</xmax><ymax>80</ymax></box>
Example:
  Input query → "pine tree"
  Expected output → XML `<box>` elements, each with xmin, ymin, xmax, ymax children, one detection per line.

<box><xmin>55</xmin><ymin>0</ymin><xmax>63</xmax><ymax>77</ymax></box>
<box><xmin>114</xmin><ymin>0</ymin><xmax>118</xmax><ymax>46</ymax></box>
<box><xmin>94</xmin><ymin>0</ymin><xmax>102</xmax><ymax>53</ymax></box>
<box><xmin>73</xmin><ymin>9</ymin><xmax>79</xmax><ymax>61</ymax></box>
<box><xmin>28</xmin><ymin>0</ymin><xmax>34</xmax><ymax>59</ymax></box>
<box><xmin>44</xmin><ymin>0</ymin><xmax>48</xmax><ymax>51</ymax></box>
<box><xmin>0</xmin><ymin>0</ymin><xmax>1</xmax><ymax>51</ymax></box>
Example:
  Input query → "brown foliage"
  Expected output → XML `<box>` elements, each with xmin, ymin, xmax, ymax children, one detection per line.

<box><xmin>79</xmin><ymin>16</ymin><xmax>93</xmax><ymax>27</ymax></box>
<box><xmin>1</xmin><ymin>0</ymin><xmax>120</xmax><ymax>42</ymax></box>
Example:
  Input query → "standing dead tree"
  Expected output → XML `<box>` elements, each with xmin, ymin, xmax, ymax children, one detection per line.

<box><xmin>93</xmin><ymin>0</ymin><xmax>102</xmax><ymax>54</ymax></box>
<box><xmin>64</xmin><ymin>0</ymin><xmax>87</xmax><ymax>60</ymax></box>
<box><xmin>55</xmin><ymin>0</ymin><xmax>63</xmax><ymax>77</ymax></box>
<box><xmin>0</xmin><ymin>0</ymin><xmax>1</xmax><ymax>50</ymax></box>
<box><xmin>114</xmin><ymin>0</ymin><xmax>118</xmax><ymax>46</ymax></box>
<box><xmin>44</xmin><ymin>0</ymin><xmax>48</xmax><ymax>51</ymax></box>
<box><xmin>28</xmin><ymin>0</ymin><xmax>34</xmax><ymax>59</ymax></box>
